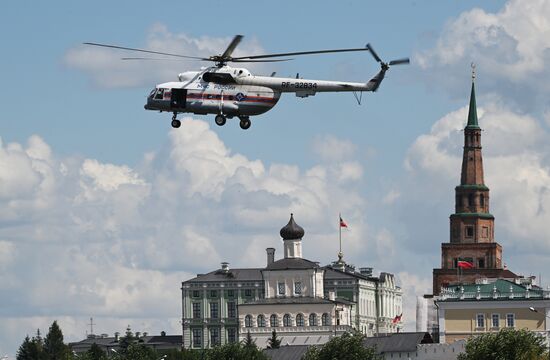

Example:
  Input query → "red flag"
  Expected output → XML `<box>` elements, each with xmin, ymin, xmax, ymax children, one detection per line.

<box><xmin>339</xmin><ymin>216</ymin><xmax>348</xmax><ymax>228</ymax></box>
<box><xmin>457</xmin><ymin>260</ymin><xmax>474</xmax><ymax>269</ymax></box>
<box><xmin>392</xmin><ymin>313</ymin><xmax>402</xmax><ymax>324</ymax></box>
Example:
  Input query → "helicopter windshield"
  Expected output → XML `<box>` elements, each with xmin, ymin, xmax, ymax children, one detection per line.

<box><xmin>149</xmin><ymin>88</ymin><xmax>156</xmax><ymax>98</ymax></box>
<box><xmin>154</xmin><ymin>89</ymin><xmax>165</xmax><ymax>100</ymax></box>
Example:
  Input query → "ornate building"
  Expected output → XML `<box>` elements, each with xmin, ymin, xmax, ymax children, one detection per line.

<box><xmin>181</xmin><ymin>214</ymin><xmax>402</xmax><ymax>349</ymax></box>
<box><xmin>432</xmin><ymin>74</ymin><xmax>517</xmax><ymax>296</ymax></box>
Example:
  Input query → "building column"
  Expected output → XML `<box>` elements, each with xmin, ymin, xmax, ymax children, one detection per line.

<box><xmin>203</xmin><ymin>289</ymin><xmax>208</xmax><ymax>348</ymax></box>
<box><xmin>220</xmin><ymin>288</ymin><xmax>226</xmax><ymax>345</ymax></box>
<box><xmin>439</xmin><ymin>307</ymin><xmax>446</xmax><ymax>344</ymax></box>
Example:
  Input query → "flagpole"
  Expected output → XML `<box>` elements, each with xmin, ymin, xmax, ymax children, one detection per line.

<box><xmin>339</xmin><ymin>213</ymin><xmax>342</xmax><ymax>256</ymax></box>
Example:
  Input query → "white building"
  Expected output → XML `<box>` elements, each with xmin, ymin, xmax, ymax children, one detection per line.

<box><xmin>181</xmin><ymin>214</ymin><xmax>403</xmax><ymax>349</ymax></box>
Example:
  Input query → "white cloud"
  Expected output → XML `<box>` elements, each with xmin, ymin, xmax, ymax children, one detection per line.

<box><xmin>311</xmin><ymin>134</ymin><xmax>358</xmax><ymax>162</ymax></box>
<box><xmin>0</xmin><ymin>119</ymin><xmax>368</xmax><ymax>357</ymax></box>
<box><xmin>382</xmin><ymin>189</ymin><xmax>401</xmax><ymax>205</ymax></box>
<box><xmin>415</xmin><ymin>0</ymin><xmax>550</xmax><ymax>109</ymax></box>
<box><xmin>65</xmin><ymin>25</ymin><xmax>268</xmax><ymax>88</ymax></box>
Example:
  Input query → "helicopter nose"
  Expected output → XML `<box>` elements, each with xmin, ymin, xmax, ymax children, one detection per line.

<box><xmin>144</xmin><ymin>96</ymin><xmax>154</xmax><ymax>110</ymax></box>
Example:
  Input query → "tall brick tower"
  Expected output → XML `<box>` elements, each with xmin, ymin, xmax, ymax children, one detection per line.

<box><xmin>432</xmin><ymin>69</ymin><xmax>517</xmax><ymax>295</ymax></box>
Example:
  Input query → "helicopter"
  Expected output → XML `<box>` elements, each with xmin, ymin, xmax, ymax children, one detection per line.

<box><xmin>84</xmin><ymin>35</ymin><xmax>409</xmax><ymax>130</ymax></box>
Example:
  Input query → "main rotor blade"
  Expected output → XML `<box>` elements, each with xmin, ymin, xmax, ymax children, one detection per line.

<box><xmin>121</xmin><ymin>57</ymin><xmax>204</xmax><ymax>62</ymax></box>
<box><xmin>366</xmin><ymin>43</ymin><xmax>382</xmax><ymax>63</ymax></box>
<box><xmin>83</xmin><ymin>42</ymin><xmax>208</xmax><ymax>60</ymax></box>
<box><xmin>232</xmin><ymin>58</ymin><xmax>293</xmax><ymax>63</ymax></box>
<box><xmin>389</xmin><ymin>58</ymin><xmax>410</xmax><ymax>66</ymax></box>
<box><xmin>232</xmin><ymin>47</ymin><xmax>369</xmax><ymax>60</ymax></box>
<box><xmin>221</xmin><ymin>35</ymin><xmax>244</xmax><ymax>59</ymax></box>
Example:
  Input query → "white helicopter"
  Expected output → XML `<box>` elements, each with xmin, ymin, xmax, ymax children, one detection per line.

<box><xmin>85</xmin><ymin>35</ymin><xmax>409</xmax><ymax>130</ymax></box>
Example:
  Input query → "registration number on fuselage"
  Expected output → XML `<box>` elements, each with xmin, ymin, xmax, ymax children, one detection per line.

<box><xmin>281</xmin><ymin>82</ymin><xmax>318</xmax><ymax>89</ymax></box>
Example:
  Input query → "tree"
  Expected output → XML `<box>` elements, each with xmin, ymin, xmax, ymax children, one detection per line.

<box><xmin>302</xmin><ymin>331</ymin><xmax>381</xmax><ymax>360</ymax></box>
<box><xmin>457</xmin><ymin>328</ymin><xmax>549</xmax><ymax>360</ymax></box>
<box><xmin>243</xmin><ymin>331</ymin><xmax>255</xmax><ymax>348</ymax></box>
<box><xmin>17</xmin><ymin>331</ymin><xmax>46</xmax><ymax>360</ymax></box>
<box><xmin>267</xmin><ymin>329</ymin><xmax>281</xmax><ymax>349</ymax></box>
<box><xmin>206</xmin><ymin>342</ymin><xmax>268</xmax><ymax>360</ymax></box>
<box><xmin>85</xmin><ymin>343</ymin><xmax>107</xmax><ymax>360</ymax></box>
<box><xmin>44</xmin><ymin>321</ymin><xmax>70</xmax><ymax>360</ymax></box>
<box><xmin>16</xmin><ymin>336</ymin><xmax>34</xmax><ymax>360</ymax></box>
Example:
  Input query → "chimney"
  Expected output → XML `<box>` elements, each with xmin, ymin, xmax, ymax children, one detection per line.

<box><xmin>266</xmin><ymin>248</ymin><xmax>275</xmax><ymax>266</ymax></box>
<box><xmin>221</xmin><ymin>262</ymin><xmax>229</xmax><ymax>273</ymax></box>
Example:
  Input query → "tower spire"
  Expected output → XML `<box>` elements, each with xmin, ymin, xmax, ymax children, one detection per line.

<box><xmin>466</xmin><ymin>63</ymin><xmax>479</xmax><ymax>129</ymax></box>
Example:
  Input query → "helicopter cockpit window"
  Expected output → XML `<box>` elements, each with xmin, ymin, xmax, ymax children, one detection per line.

<box><xmin>154</xmin><ymin>89</ymin><xmax>165</xmax><ymax>100</ymax></box>
<box><xmin>149</xmin><ymin>89</ymin><xmax>157</xmax><ymax>98</ymax></box>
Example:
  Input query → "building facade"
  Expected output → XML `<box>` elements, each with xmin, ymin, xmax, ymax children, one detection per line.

<box><xmin>436</xmin><ymin>279</ymin><xmax>550</xmax><ymax>343</ymax></box>
<box><xmin>181</xmin><ymin>214</ymin><xmax>403</xmax><ymax>349</ymax></box>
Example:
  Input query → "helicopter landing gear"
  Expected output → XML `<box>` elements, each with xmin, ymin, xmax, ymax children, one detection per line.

<box><xmin>171</xmin><ymin>113</ymin><xmax>181</xmax><ymax>128</ymax></box>
<box><xmin>239</xmin><ymin>116</ymin><xmax>251</xmax><ymax>130</ymax></box>
<box><xmin>215</xmin><ymin>114</ymin><xmax>226</xmax><ymax>126</ymax></box>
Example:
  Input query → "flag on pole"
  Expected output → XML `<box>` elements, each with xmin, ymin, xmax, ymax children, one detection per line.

<box><xmin>457</xmin><ymin>260</ymin><xmax>474</xmax><ymax>269</ymax></box>
<box><xmin>339</xmin><ymin>216</ymin><xmax>348</xmax><ymax>228</ymax></box>
<box><xmin>392</xmin><ymin>313</ymin><xmax>402</xmax><ymax>324</ymax></box>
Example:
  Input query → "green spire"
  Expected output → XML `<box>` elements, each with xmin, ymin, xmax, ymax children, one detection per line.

<box><xmin>466</xmin><ymin>65</ymin><xmax>480</xmax><ymax>129</ymax></box>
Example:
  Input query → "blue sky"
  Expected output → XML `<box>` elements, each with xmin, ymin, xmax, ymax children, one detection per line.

<box><xmin>4</xmin><ymin>0</ymin><xmax>550</xmax><ymax>357</ymax></box>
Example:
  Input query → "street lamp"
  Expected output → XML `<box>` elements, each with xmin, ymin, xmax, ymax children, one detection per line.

<box><xmin>529</xmin><ymin>307</ymin><xmax>550</xmax><ymax>318</ymax></box>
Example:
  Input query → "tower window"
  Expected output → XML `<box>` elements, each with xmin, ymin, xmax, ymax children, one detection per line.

<box><xmin>480</xmin><ymin>194</ymin><xmax>485</xmax><ymax>207</ymax></box>
<box><xmin>466</xmin><ymin>226</ymin><xmax>474</xmax><ymax>237</ymax></box>
<box><xmin>482</xmin><ymin>226</ymin><xmax>489</xmax><ymax>238</ymax></box>
<box><xmin>478</xmin><ymin>258</ymin><xmax>485</xmax><ymax>268</ymax></box>
<box><xmin>468</xmin><ymin>194</ymin><xmax>474</xmax><ymax>207</ymax></box>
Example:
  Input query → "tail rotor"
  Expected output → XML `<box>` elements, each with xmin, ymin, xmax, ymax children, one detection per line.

<box><xmin>365</xmin><ymin>43</ymin><xmax>409</xmax><ymax>91</ymax></box>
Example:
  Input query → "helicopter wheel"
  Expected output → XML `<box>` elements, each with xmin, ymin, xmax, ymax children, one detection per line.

<box><xmin>215</xmin><ymin>114</ymin><xmax>226</xmax><ymax>126</ymax></box>
<box><xmin>171</xmin><ymin>119</ymin><xmax>181</xmax><ymax>128</ymax></box>
<box><xmin>239</xmin><ymin>117</ymin><xmax>251</xmax><ymax>130</ymax></box>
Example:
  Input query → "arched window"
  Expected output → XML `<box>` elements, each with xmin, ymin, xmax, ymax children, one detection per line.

<box><xmin>322</xmin><ymin>313</ymin><xmax>330</xmax><ymax>326</ymax></box>
<box><xmin>257</xmin><ymin>314</ymin><xmax>266</xmax><ymax>327</ymax></box>
<box><xmin>309</xmin><ymin>313</ymin><xmax>317</xmax><ymax>326</ymax></box>
<box><xmin>480</xmin><ymin>194</ymin><xmax>485</xmax><ymax>207</ymax></box>
<box><xmin>245</xmin><ymin>315</ymin><xmax>253</xmax><ymax>328</ymax></box>
<box><xmin>283</xmin><ymin>314</ymin><xmax>292</xmax><ymax>327</ymax></box>
<box><xmin>296</xmin><ymin>313</ymin><xmax>304</xmax><ymax>327</ymax></box>
<box><xmin>468</xmin><ymin>194</ymin><xmax>474</xmax><ymax>207</ymax></box>
<box><xmin>270</xmin><ymin>314</ymin><xmax>278</xmax><ymax>327</ymax></box>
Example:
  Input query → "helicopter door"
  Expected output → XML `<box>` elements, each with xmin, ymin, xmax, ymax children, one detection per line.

<box><xmin>170</xmin><ymin>88</ymin><xmax>187</xmax><ymax>109</ymax></box>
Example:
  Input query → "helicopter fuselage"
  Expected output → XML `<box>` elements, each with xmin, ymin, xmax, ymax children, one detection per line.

<box><xmin>144</xmin><ymin>65</ymin><xmax>384</xmax><ymax>120</ymax></box>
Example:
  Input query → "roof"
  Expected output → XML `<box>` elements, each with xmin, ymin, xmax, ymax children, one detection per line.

<box><xmin>239</xmin><ymin>297</ymin><xmax>334</xmax><ymax>306</ymax></box>
<box><xmin>280</xmin><ymin>213</ymin><xmax>305</xmax><ymax>240</ymax></box>
<box><xmin>264</xmin><ymin>345</ymin><xmax>310</xmax><ymax>360</ymax></box>
<box><xmin>363</xmin><ymin>332</ymin><xmax>433</xmax><ymax>353</ymax></box>
<box><xmin>439</xmin><ymin>279</ymin><xmax>550</xmax><ymax>301</ymax></box>
<box><xmin>184</xmin><ymin>268</ymin><xmax>263</xmax><ymax>283</ymax></box>
<box><xmin>264</xmin><ymin>257</ymin><xmax>320</xmax><ymax>271</ymax></box>
<box><xmin>466</xmin><ymin>81</ymin><xmax>480</xmax><ymax>129</ymax></box>
<box><xmin>70</xmin><ymin>334</ymin><xmax>182</xmax><ymax>350</ymax></box>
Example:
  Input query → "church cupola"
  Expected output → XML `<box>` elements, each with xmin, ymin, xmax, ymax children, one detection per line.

<box><xmin>280</xmin><ymin>213</ymin><xmax>304</xmax><ymax>259</ymax></box>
